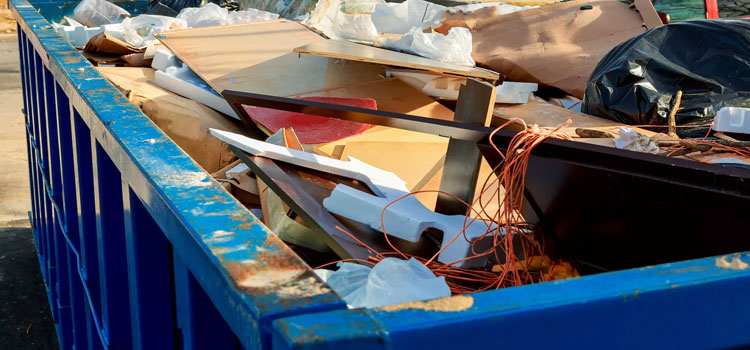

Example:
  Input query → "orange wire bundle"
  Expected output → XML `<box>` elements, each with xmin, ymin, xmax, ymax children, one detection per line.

<box><xmin>317</xmin><ymin>119</ymin><xmax>574</xmax><ymax>294</ymax></box>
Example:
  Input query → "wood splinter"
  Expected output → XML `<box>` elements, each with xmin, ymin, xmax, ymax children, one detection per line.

<box><xmin>667</xmin><ymin>90</ymin><xmax>683</xmax><ymax>138</ymax></box>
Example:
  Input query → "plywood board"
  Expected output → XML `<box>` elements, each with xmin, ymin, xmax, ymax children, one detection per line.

<box><xmin>340</xmin><ymin>141</ymin><xmax>448</xmax><ymax>191</ymax></box>
<box><xmin>313</xmin><ymin>126</ymin><xmax>449</xmax><ymax>157</ymax></box>
<box><xmin>294</xmin><ymin>39</ymin><xmax>500</xmax><ymax>81</ymax></box>
<box><xmin>157</xmin><ymin>20</ymin><xmax>455</xmax><ymax>119</ymax></box>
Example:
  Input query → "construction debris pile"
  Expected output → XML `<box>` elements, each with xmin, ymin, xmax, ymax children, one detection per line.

<box><xmin>54</xmin><ymin>0</ymin><xmax>750</xmax><ymax>308</ymax></box>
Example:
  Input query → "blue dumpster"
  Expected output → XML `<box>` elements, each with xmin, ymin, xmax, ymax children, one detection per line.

<box><xmin>9</xmin><ymin>0</ymin><xmax>750</xmax><ymax>349</ymax></box>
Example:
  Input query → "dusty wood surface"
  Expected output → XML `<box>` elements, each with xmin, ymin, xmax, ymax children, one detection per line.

<box><xmin>493</xmin><ymin>99</ymin><xmax>659</xmax><ymax>138</ymax></box>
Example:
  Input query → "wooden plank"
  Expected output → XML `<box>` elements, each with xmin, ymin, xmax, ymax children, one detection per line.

<box><xmin>157</xmin><ymin>20</ymin><xmax>455</xmax><ymax>119</ymax></box>
<box><xmin>436</xmin><ymin>78</ymin><xmax>496</xmax><ymax>216</ymax></box>
<box><xmin>313</xmin><ymin>126</ymin><xmax>449</xmax><ymax>156</ymax></box>
<box><xmin>492</xmin><ymin>99</ymin><xmax>660</xmax><ymax>138</ymax></box>
<box><xmin>340</xmin><ymin>141</ymin><xmax>448</xmax><ymax>192</ymax></box>
<box><xmin>293</xmin><ymin>39</ymin><xmax>500</xmax><ymax>81</ymax></box>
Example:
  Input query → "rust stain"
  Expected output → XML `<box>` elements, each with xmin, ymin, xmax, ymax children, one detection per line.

<box><xmin>226</xmin><ymin>261</ymin><xmax>305</xmax><ymax>289</ymax></box>
<box><xmin>276</xmin><ymin>276</ymin><xmax>331</xmax><ymax>299</ymax></box>
<box><xmin>378</xmin><ymin>295</ymin><xmax>474</xmax><ymax>312</ymax></box>
<box><xmin>715</xmin><ymin>256</ymin><xmax>749</xmax><ymax>270</ymax></box>
<box><xmin>223</xmin><ymin>239</ymin><xmax>309</xmax><ymax>290</ymax></box>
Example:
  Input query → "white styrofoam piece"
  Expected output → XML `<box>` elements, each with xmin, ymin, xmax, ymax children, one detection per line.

<box><xmin>53</xmin><ymin>23</ymin><xmax>104</xmax><ymax>48</ymax></box>
<box><xmin>390</xmin><ymin>70</ymin><xmax>537</xmax><ymax>104</ymax></box>
<box><xmin>52</xmin><ymin>22</ymin><xmax>125</xmax><ymax>48</ymax></box>
<box><xmin>713</xmin><ymin>107</ymin><xmax>750</xmax><ymax>134</ymax></box>
<box><xmin>323</xmin><ymin>184</ymin><xmax>497</xmax><ymax>267</ymax></box>
<box><xmin>225</xmin><ymin>163</ymin><xmax>249</xmax><ymax>179</ymax></box>
<box><xmin>152</xmin><ymin>52</ymin><xmax>238</xmax><ymax>119</ymax></box>
<box><xmin>494</xmin><ymin>81</ymin><xmax>538</xmax><ymax>104</ymax></box>
<box><xmin>209</xmin><ymin>129</ymin><xmax>497</xmax><ymax>267</ymax></box>
<box><xmin>151</xmin><ymin>49</ymin><xmax>178</xmax><ymax>72</ymax></box>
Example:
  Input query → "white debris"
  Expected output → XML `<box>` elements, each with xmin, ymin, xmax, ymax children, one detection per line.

<box><xmin>380</xmin><ymin>26</ymin><xmax>475</xmax><ymax>66</ymax></box>
<box><xmin>177</xmin><ymin>3</ymin><xmax>278</xmax><ymax>28</ymax></box>
<box><xmin>73</xmin><ymin>0</ymin><xmax>130</xmax><ymax>27</ymax></box>
<box><xmin>302</xmin><ymin>0</ymin><xmax>382</xmax><ymax>42</ymax></box>
<box><xmin>614</xmin><ymin>127</ymin><xmax>661</xmax><ymax>154</ymax></box>
<box><xmin>121</xmin><ymin>15</ymin><xmax>187</xmax><ymax>48</ymax></box>
<box><xmin>318</xmin><ymin>258</ymin><xmax>451</xmax><ymax>308</ymax></box>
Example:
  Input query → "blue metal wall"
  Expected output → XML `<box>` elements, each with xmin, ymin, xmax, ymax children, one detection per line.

<box><xmin>11</xmin><ymin>1</ymin><xmax>345</xmax><ymax>349</ymax></box>
<box><xmin>11</xmin><ymin>0</ymin><xmax>750</xmax><ymax>349</ymax></box>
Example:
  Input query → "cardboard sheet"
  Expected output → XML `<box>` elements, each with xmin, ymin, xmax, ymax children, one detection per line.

<box><xmin>97</xmin><ymin>67</ymin><xmax>246</xmax><ymax>173</ymax></box>
<box><xmin>435</xmin><ymin>0</ymin><xmax>654</xmax><ymax>98</ymax></box>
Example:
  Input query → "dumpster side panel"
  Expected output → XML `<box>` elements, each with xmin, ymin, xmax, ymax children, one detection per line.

<box><xmin>274</xmin><ymin>253</ymin><xmax>750</xmax><ymax>349</ymax></box>
<box><xmin>11</xmin><ymin>1</ymin><xmax>345</xmax><ymax>349</ymax></box>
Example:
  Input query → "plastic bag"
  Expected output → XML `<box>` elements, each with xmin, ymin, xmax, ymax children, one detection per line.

<box><xmin>383</xmin><ymin>26</ymin><xmax>475</xmax><ymax>67</ymax></box>
<box><xmin>177</xmin><ymin>3</ymin><xmax>278</xmax><ymax>28</ymax></box>
<box><xmin>302</xmin><ymin>0</ymin><xmax>381</xmax><ymax>42</ymax></box>
<box><xmin>319</xmin><ymin>258</ymin><xmax>451</xmax><ymax>308</ymax></box>
<box><xmin>583</xmin><ymin>20</ymin><xmax>750</xmax><ymax>136</ymax></box>
<box><xmin>177</xmin><ymin>3</ymin><xmax>229</xmax><ymax>27</ymax></box>
<box><xmin>227</xmin><ymin>8</ymin><xmax>279</xmax><ymax>24</ymax></box>
<box><xmin>121</xmin><ymin>15</ymin><xmax>187</xmax><ymax>48</ymax></box>
<box><xmin>73</xmin><ymin>0</ymin><xmax>131</xmax><ymax>27</ymax></box>
<box><xmin>371</xmin><ymin>0</ymin><xmax>445</xmax><ymax>34</ymax></box>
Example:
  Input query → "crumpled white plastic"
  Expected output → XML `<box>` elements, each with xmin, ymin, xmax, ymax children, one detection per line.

<box><xmin>383</xmin><ymin>26</ymin><xmax>475</xmax><ymax>67</ymax></box>
<box><xmin>73</xmin><ymin>0</ymin><xmax>130</xmax><ymax>27</ymax></box>
<box><xmin>177</xmin><ymin>3</ymin><xmax>278</xmax><ymax>28</ymax></box>
<box><xmin>371</xmin><ymin>0</ymin><xmax>444</xmax><ymax>34</ymax></box>
<box><xmin>121</xmin><ymin>15</ymin><xmax>187</xmax><ymax>48</ymax></box>
<box><xmin>614</xmin><ymin>127</ymin><xmax>661</xmax><ymax>153</ymax></box>
<box><xmin>371</xmin><ymin>0</ymin><xmax>534</xmax><ymax>35</ymax></box>
<box><xmin>317</xmin><ymin>257</ymin><xmax>451</xmax><ymax>308</ymax></box>
<box><xmin>302</xmin><ymin>0</ymin><xmax>382</xmax><ymax>42</ymax></box>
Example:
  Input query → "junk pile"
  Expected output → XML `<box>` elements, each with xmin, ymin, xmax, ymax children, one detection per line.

<box><xmin>55</xmin><ymin>0</ymin><xmax>750</xmax><ymax>308</ymax></box>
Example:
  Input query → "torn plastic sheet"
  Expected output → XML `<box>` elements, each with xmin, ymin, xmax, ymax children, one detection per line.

<box><xmin>176</xmin><ymin>3</ymin><xmax>278</xmax><ymax>28</ymax></box>
<box><xmin>302</xmin><ymin>0</ymin><xmax>382</xmax><ymax>42</ymax></box>
<box><xmin>73</xmin><ymin>0</ymin><xmax>130</xmax><ymax>27</ymax></box>
<box><xmin>316</xmin><ymin>258</ymin><xmax>451</xmax><ymax>308</ymax></box>
<box><xmin>371</xmin><ymin>0</ymin><xmax>532</xmax><ymax>35</ymax></box>
<box><xmin>121</xmin><ymin>15</ymin><xmax>187</xmax><ymax>48</ymax></box>
<box><xmin>378</xmin><ymin>26</ymin><xmax>475</xmax><ymax>66</ymax></box>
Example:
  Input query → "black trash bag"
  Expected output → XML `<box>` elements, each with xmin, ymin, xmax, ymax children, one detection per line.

<box><xmin>583</xmin><ymin>20</ymin><xmax>750</xmax><ymax>137</ymax></box>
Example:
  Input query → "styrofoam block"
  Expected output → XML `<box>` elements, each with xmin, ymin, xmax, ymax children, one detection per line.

<box><xmin>391</xmin><ymin>70</ymin><xmax>537</xmax><ymax>104</ymax></box>
<box><xmin>151</xmin><ymin>49</ymin><xmax>178</xmax><ymax>72</ymax></box>
<box><xmin>52</xmin><ymin>22</ymin><xmax>125</xmax><ymax>49</ymax></box>
<box><xmin>53</xmin><ymin>24</ymin><xmax>103</xmax><ymax>48</ymax></box>
<box><xmin>209</xmin><ymin>128</ymin><xmax>496</xmax><ymax>267</ymax></box>
<box><xmin>323</xmin><ymin>184</ymin><xmax>496</xmax><ymax>267</ymax></box>
<box><xmin>714</xmin><ymin>107</ymin><xmax>750</xmax><ymax>134</ymax></box>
